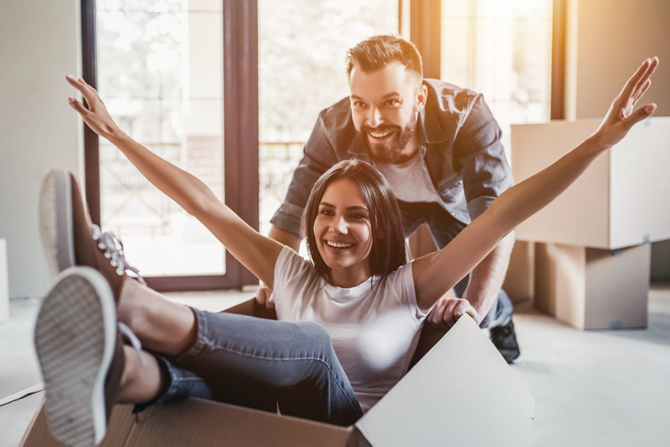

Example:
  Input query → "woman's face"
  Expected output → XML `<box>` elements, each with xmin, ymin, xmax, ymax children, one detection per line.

<box><xmin>313</xmin><ymin>178</ymin><xmax>373</xmax><ymax>286</ymax></box>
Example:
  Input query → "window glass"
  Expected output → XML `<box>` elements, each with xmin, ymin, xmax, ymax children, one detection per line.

<box><xmin>441</xmin><ymin>0</ymin><xmax>553</xmax><ymax>162</ymax></box>
<box><xmin>258</xmin><ymin>0</ymin><xmax>399</xmax><ymax>237</ymax></box>
<box><xmin>96</xmin><ymin>0</ymin><xmax>225</xmax><ymax>276</ymax></box>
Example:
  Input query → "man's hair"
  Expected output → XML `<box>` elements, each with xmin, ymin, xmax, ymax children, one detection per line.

<box><xmin>346</xmin><ymin>35</ymin><xmax>423</xmax><ymax>82</ymax></box>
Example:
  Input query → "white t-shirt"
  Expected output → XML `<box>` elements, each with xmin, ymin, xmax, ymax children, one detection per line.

<box><xmin>374</xmin><ymin>148</ymin><xmax>443</xmax><ymax>205</ymax></box>
<box><xmin>270</xmin><ymin>246</ymin><xmax>428</xmax><ymax>412</ymax></box>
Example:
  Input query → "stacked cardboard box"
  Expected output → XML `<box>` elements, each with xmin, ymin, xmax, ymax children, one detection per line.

<box><xmin>511</xmin><ymin>117</ymin><xmax>670</xmax><ymax>330</ymax></box>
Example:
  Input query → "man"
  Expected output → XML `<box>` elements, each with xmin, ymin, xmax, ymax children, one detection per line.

<box><xmin>263</xmin><ymin>35</ymin><xmax>519</xmax><ymax>363</ymax></box>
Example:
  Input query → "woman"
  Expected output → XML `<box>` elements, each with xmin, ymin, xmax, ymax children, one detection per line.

<box><xmin>36</xmin><ymin>57</ymin><xmax>657</xmax><ymax>447</ymax></box>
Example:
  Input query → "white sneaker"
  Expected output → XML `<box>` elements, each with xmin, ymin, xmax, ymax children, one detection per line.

<box><xmin>35</xmin><ymin>267</ymin><xmax>124</xmax><ymax>447</ymax></box>
<box><xmin>39</xmin><ymin>169</ymin><xmax>75</xmax><ymax>279</ymax></box>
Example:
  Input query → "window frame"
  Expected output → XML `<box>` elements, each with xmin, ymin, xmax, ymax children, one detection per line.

<box><xmin>81</xmin><ymin>0</ymin><xmax>259</xmax><ymax>292</ymax></box>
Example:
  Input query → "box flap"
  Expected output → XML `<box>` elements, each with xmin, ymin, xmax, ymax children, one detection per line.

<box><xmin>22</xmin><ymin>398</ymin><xmax>357</xmax><ymax>447</ymax></box>
<box><xmin>355</xmin><ymin>315</ymin><xmax>534</xmax><ymax>447</ymax></box>
<box><xmin>125</xmin><ymin>398</ymin><xmax>355</xmax><ymax>447</ymax></box>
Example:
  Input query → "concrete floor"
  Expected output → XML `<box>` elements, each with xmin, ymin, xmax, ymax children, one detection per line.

<box><xmin>1</xmin><ymin>286</ymin><xmax>669</xmax><ymax>447</ymax></box>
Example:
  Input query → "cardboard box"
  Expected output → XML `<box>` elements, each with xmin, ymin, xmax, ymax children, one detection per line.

<box><xmin>511</xmin><ymin>118</ymin><xmax>670</xmax><ymax>249</ymax></box>
<box><xmin>534</xmin><ymin>242</ymin><xmax>650</xmax><ymax>330</ymax></box>
<box><xmin>510</xmin><ymin>119</ymin><xmax>667</xmax><ymax>327</ymax></box>
<box><xmin>19</xmin><ymin>300</ymin><xmax>534</xmax><ymax>447</ymax></box>
<box><xmin>0</xmin><ymin>239</ymin><xmax>9</xmax><ymax>323</ymax></box>
<box><xmin>503</xmin><ymin>240</ymin><xmax>535</xmax><ymax>304</ymax></box>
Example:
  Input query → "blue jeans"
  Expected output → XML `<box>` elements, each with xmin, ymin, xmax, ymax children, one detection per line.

<box><xmin>138</xmin><ymin>308</ymin><xmax>363</xmax><ymax>426</ymax></box>
<box><xmin>398</xmin><ymin>201</ymin><xmax>514</xmax><ymax>328</ymax></box>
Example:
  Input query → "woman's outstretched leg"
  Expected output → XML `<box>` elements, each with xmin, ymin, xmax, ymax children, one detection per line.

<box><xmin>34</xmin><ymin>267</ymin><xmax>219</xmax><ymax>447</ymax></box>
<box><xmin>39</xmin><ymin>168</ymin><xmax>201</xmax><ymax>357</ymax></box>
<box><xmin>116</xmin><ymin>345</ymin><xmax>164</xmax><ymax>404</ymax></box>
<box><xmin>161</xmin><ymin>309</ymin><xmax>363</xmax><ymax>426</ymax></box>
<box><xmin>116</xmin><ymin>278</ymin><xmax>197</xmax><ymax>356</ymax></box>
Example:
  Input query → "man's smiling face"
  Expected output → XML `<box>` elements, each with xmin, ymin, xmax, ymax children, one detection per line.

<box><xmin>349</xmin><ymin>61</ymin><xmax>427</xmax><ymax>163</ymax></box>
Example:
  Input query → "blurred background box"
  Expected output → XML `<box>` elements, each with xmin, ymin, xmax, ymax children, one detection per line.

<box><xmin>503</xmin><ymin>240</ymin><xmax>535</xmax><ymax>304</ymax></box>
<box><xmin>509</xmin><ymin>118</ymin><xmax>670</xmax><ymax>329</ymax></box>
<box><xmin>533</xmin><ymin>242</ymin><xmax>649</xmax><ymax>330</ymax></box>
<box><xmin>512</xmin><ymin>118</ymin><xmax>670</xmax><ymax>249</ymax></box>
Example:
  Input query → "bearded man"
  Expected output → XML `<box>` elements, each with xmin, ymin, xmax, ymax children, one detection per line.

<box><xmin>264</xmin><ymin>35</ymin><xmax>520</xmax><ymax>363</ymax></box>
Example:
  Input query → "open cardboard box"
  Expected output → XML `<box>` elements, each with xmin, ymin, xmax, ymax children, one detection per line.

<box><xmin>19</xmin><ymin>299</ymin><xmax>534</xmax><ymax>447</ymax></box>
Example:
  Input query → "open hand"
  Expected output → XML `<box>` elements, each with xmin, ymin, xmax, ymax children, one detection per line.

<box><xmin>592</xmin><ymin>57</ymin><xmax>659</xmax><ymax>149</ymax></box>
<box><xmin>66</xmin><ymin>75</ymin><xmax>122</xmax><ymax>140</ymax></box>
<box><xmin>427</xmin><ymin>297</ymin><xmax>478</xmax><ymax>330</ymax></box>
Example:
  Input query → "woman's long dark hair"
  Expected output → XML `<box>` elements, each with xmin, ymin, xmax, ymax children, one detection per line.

<box><xmin>303</xmin><ymin>159</ymin><xmax>408</xmax><ymax>284</ymax></box>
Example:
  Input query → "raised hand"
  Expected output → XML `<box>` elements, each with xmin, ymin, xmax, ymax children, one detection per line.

<box><xmin>66</xmin><ymin>75</ymin><xmax>122</xmax><ymax>140</ymax></box>
<box><xmin>592</xmin><ymin>57</ymin><xmax>659</xmax><ymax>149</ymax></box>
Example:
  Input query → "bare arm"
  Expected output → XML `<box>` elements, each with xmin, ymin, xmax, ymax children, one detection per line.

<box><xmin>268</xmin><ymin>226</ymin><xmax>300</xmax><ymax>251</ymax></box>
<box><xmin>413</xmin><ymin>57</ymin><xmax>659</xmax><ymax>312</ymax></box>
<box><xmin>253</xmin><ymin>226</ymin><xmax>301</xmax><ymax>308</ymax></box>
<box><xmin>66</xmin><ymin>76</ymin><xmax>283</xmax><ymax>287</ymax></box>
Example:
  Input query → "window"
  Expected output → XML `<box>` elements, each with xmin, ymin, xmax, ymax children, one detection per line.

<box><xmin>441</xmin><ymin>0</ymin><xmax>553</xmax><ymax>160</ymax></box>
<box><xmin>257</xmin><ymin>0</ymin><xmax>399</xmax><ymax>238</ymax></box>
<box><xmin>96</xmin><ymin>0</ymin><xmax>225</xmax><ymax>277</ymax></box>
<box><xmin>84</xmin><ymin>0</ymin><xmax>258</xmax><ymax>290</ymax></box>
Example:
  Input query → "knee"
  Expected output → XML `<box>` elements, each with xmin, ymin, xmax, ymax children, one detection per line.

<box><xmin>293</xmin><ymin>321</ymin><xmax>337</xmax><ymax>360</ymax></box>
<box><xmin>296</xmin><ymin>321</ymin><xmax>331</xmax><ymax>345</ymax></box>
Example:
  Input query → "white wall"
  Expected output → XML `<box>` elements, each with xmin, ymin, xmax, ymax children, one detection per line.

<box><xmin>567</xmin><ymin>0</ymin><xmax>670</xmax><ymax>279</ymax></box>
<box><xmin>0</xmin><ymin>0</ymin><xmax>83</xmax><ymax>298</ymax></box>
<box><xmin>569</xmin><ymin>0</ymin><xmax>670</xmax><ymax>119</ymax></box>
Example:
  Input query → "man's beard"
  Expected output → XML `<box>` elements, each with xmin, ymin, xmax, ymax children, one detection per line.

<box><xmin>359</xmin><ymin>108</ymin><xmax>419</xmax><ymax>164</ymax></box>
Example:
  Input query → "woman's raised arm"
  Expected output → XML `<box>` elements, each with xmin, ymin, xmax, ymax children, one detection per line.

<box><xmin>412</xmin><ymin>57</ymin><xmax>659</xmax><ymax>312</ymax></box>
<box><xmin>66</xmin><ymin>76</ymin><xmax>284</xmax><ymax>288</ymax></box>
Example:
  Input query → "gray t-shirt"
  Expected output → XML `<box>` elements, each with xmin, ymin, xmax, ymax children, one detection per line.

<box><xmin>374</xmin><ymin>147</ymin><xmax>445</xmax><ymax>205</ymax></box>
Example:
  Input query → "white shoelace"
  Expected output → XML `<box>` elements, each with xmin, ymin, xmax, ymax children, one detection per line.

<box><xmin>117</xmin><ymin>321</ymin><xmax>146</xmax><ymax>366</ymax></box>
<box><xmin>91</xmin><ymin>224</ymin><xmax>146</xmax><ymax>286</ymax></box>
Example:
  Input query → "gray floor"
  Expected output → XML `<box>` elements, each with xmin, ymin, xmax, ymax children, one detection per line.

<box><xmin>1</xmin><ymin>287</ymin><xmax>669</xmax><ymax>447</ymax></box>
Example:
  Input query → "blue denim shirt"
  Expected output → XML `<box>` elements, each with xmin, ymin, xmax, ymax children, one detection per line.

<box><xmin>270</xmin><ymin>79</ymin><xmax>514</xmax><ymax>238</ymax></box>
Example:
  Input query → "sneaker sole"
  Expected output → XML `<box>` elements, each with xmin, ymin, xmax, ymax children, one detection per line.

<box><xmin>35</xmin><ymin>267</ymin><xmax>117</xmax><ymax>447</ymax></box>
<box><xmin>39</xmin><ymin>170</ymin><xmax>75</xmax><ymax>278</ymax></box>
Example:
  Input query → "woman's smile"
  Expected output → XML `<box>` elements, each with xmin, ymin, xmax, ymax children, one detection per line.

<box><xmin>314</xmin><ymin>178</ymin><xmax>373</xmax><ymax>287</ymax></box>
<box><xmin>324</xmin><ymin>239</ymin><xmax>356</xmax><ymax>251</ymax></box>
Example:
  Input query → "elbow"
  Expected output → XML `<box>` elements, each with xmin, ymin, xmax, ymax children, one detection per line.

<box><xmin>182</xmin><ymin>179</ymin><xmax>218</xmax><ymax>219</ymax></box>
<box><xmin>187</xmin><ymin>192</ymin><xmax>216</xmax><ymax>219</ymax></box>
